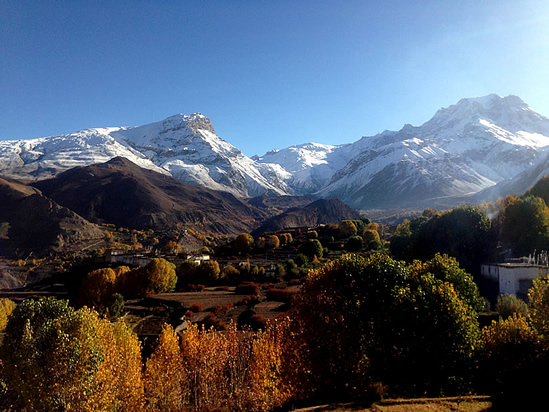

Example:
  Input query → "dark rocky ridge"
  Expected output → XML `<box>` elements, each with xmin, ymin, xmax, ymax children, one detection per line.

<box><xmin>32</xmin><ymin>157</ymin><xmax>268</xmax><ymax>235</ymax></box>
<box><xmin>252</xmin><ymin>198</ymin><xmax>360</xmax><ymax>235</ymax></box>
<box><xmin>0</xmin><ymin>176</ymin><xmax>104</xmax><ymax>257</ymax></box>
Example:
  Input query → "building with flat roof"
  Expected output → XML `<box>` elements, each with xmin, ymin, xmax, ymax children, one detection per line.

<box><xmin>481</xmin><ymin>253</ymin><xmax>549</xmax><ymax>300</ymax></box>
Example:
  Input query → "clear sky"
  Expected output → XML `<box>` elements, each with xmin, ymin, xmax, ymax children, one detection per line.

<box><xmin>1</xmin><ymin>0</ymin><xmax>548</xmax><ymax>157</ymax></box>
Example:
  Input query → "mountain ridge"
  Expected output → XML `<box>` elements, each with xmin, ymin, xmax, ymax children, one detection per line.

<box><xmin>1</xmin><ymin>94</ymin><xmax>548</xmax><ymax>210</ymax></box>
<box><xmin>31</xmin><ymin>156</ymin><xmax>268</xmax><ymax>235</ymax></box>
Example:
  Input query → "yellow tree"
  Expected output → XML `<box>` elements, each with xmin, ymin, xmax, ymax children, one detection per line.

<box><xmin>80</xmin><ymin>267</ymin><xmax>118</xmax><ymax>308</ymax></box>
<box><xmin>144</xmin><ymin>324</ymin><xmax>186</xmax><ymax>410</ymax></box>
<box><xmin>180</xmin><ymin>323</ymin><xmax>230</xmax><ymax>410</ymax></box>
<box><xmin>249</xmin><ymin>319</ymin><xmax>292</xmax><ymax>410</ymax></box>
<box><xmin>142</xmin><ymin>258</ymin><xmax>177</xmax><ymax>294</ymax></box>
<box><xmin>0</xmin><ymin>298</ymin><xmax>145</xmax><ymax>411</ymax></box>
<box><xmin>1</xmin><ymin>299</ymin><xmax>106</xmax><ymax>410</ymax></box>
<box><xmin>89</xmin><ymin>317</ymin><xmax>145</xmax><ymax>410</ymax></box>
<box><xmin>0</xmin><ymin>298</ymin><xmax>16</xmax><ymax>332</ymax></box>
<box><xmin>234</xmin><ymin>233</ymin><xmax>254</xmax><ymax>254</ymax></box>
<box><xmin>528</xmin><ymin>274</ymin><xmax>549</xmax><ymax>337</ymax></box>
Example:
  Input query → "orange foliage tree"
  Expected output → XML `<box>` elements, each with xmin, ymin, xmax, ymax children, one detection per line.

<box><xmin>144</xmin><ymin>321</ymin><xmax>292</xmax><ymax>411</ymax></box>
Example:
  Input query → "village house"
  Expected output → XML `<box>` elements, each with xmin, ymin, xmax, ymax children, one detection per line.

<box><xmin>481</xmin><ymin>252</ymin><xmax>549</xmax><ymax>300</ymax></box>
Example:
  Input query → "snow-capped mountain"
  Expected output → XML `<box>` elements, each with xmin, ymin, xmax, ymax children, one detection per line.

<box><xmin>314</xmin><ymin>94</ymin><xmax>549</xmax><ymax>209</ymax></box>
<box><xmin>0</xmin><ymin>113</ymin><xmax>291</xmax><ymax>197</ymax></box>
<box><xmin>253</xmin><ymin>143</ymin><xmax>351</xmax><ymax>193</ymax></box>
<box><xmin>1</xmin><ymin>94</ymin><xmax>548</xmax><ymax>210</ymax></box>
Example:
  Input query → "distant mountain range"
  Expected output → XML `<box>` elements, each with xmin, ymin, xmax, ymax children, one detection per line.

<box><xmin>1</xmin><ymin>94</ymin><xmax>549</xmax><ymax>210</ymax></box>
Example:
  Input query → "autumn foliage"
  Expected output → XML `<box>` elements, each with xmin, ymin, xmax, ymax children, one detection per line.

<box><xmin>143</xmin><ymin>321</ymin><xmax>291</xmax><ymax>411</ymax></box>
<box><xmin>8</xmin><ymin>250</ymin><xmax>549</xmax><ymax>410</ymax></box>
<box><xmin>0</xmin><ymin>298</ymin><xmax>144</xmax><ymax>411</ymax></box>
<box><xmin>80</xmin><ymin>258</ymin><xmax>177</xmax><ymax>309</ymax></box>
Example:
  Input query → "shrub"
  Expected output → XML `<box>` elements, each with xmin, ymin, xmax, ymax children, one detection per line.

<box><xmin>109</xmin><ymin>293</ymin><xmax>125</xmax><ymax>318</ymax></box>
<box><xmin>189</xmin><ymin>303</ymin><xmax>203</xmax><ymax>313</ymax></box>
<box><xmin>201</xmin><ymin>313</ymin><xmax>227</xmax><ymax>331</ymax></box>
<box><xmin>187</xmin><ymin>284</ymin><xmax>205</xmax><ymax>292</ymax></box>
<box><xmin>211</xmin><ymin>304</ymin><xmax>233</xmax><ymax>316</ymax></box>
<box><xmin>235</xmin><ymin>295</ymin><xmax>259</xmax><ymax>306</ymax></box>
<box><xmin>234</xmin><ymin>283</ymin><xmax>260</xmax><ymax>296</ymax></box>
<box><xmin>266</xmin><ymin>288</ymin><xmax>298</xmax><ymax>303</ymax></box>
<box><xmin>496</xmin><ymin>294</ymin><xmax>528</xmax><ymax>318</ymax></box>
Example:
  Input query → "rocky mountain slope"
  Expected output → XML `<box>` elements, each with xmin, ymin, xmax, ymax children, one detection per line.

<box><xmin>1</xmin><ymin>94</ymin><xmax>548</xmax><ymax>210</ymax></box>
<box><xmin>251</xmin><ymin>198</ymin><xmax>360</xmax><ymax>235</ymax></box>
<box><xmin>313</xmin><ymin>95</ymin><xmax>549</xmax><ymax>209</ymax></box>
<box><xmin>0</xmin><ymin>176</ymin><xmax>105</xmax><ymax>257</ymax></box>
<box><xmin>32</xmin><ymin>157</ymin><xmax>268</xmax><ymax>235</ymax></box>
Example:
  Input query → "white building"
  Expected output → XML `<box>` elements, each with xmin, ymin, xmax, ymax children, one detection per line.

<box><xmin>481</xmin><ymin>260</ymin><xmax>549</xmax><ymax>299</ymax></box>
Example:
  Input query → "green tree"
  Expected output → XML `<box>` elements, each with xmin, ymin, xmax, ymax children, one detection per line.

<box><xmin>338</xmin><ymin>220</ymin><xmax>358</xmax><ymax>239</ymax></box>
<box><xmin>408</xmin><ymin>253</ymin><xmax>485</xmax><ymax>312</ymax></box>
<box><xmin>346</xmin><ymin>235</ymin><xmax>364</xmax><ymax>252</ymax></box>
<box><xmin>528</xmin><ymin>274</ymin><xmax>549</xmax><ymax>337</ymax></box>
<box><xmin>390</xmin><ymin>206</ymin><xmax>494</xmax><ymax>275</ymax></box>
<box><xmin>291</xmin><ymin>253</ymin><xmax>481</xmax><ymax>400</ymax></box>
<box><xmin>363</xmin><ymin>229</ymin><xmax>381</xmax><ymax>251</ymax></box>
<box><xmin>0</xmin><ymin>298</ymin><xmax>145</xmax><ymax>410</ymax></box>
<box><xmin>109</xmin><ymin>293</ymin><xmax>125</xmax><ymax>318</ymax></box>
<box><xmin>177</xmin><ymin>259</ymin><xmax>200</xmax><ymax>286</ymax></box>
<box><xmin>297</xmin><ymin>239</ymin><xmax>323</xmax><ymax>259</ymax></box>
<box><xmin>525</xmin><ymin>175</ymin><xmax>549</xmax><ymax>205</ymax></box>
<box><xmin>500</xmin><ymin>195</ymin><xmax>549</xmax><ymax>256</ymax></box>
<box><xmin>480</xmin><ymin>314</ymin><xmax>544</xmax><ymax>409</ymax></box>
<box><xmin>221</xmin><ymin>264</ymin><xmax>240</xmax><ymax>282</ymax></box>
<box><xmin>389</xmin><ymin>216</ymin><xmax>429</xmax><ymax>261</ymax></box>
<box><xmin>198</xmin><ymin>260</ymin><xmax>221</xmax><ymax>281</ymax></box>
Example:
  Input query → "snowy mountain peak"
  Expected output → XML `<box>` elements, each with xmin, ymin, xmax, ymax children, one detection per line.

<box><xmin>427</xmin><ymin>94</ymin><xmax>549</xmax><ymax>135</ymax></box>
<box><xmin>161</xmin><ymin>113</ymin><xmax>215</xmax><ymax>134</ymax></box>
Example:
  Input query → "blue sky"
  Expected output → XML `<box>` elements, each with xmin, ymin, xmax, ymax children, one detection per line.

<box><xmin>1</xmin><ymin>1</ymin><xmax>548</xmax><ymax>157</ymax></box>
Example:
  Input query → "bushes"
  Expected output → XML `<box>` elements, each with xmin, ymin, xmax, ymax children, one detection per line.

<box><xmin>496</xmin><ymin>294</ymin><xmax>528</xmax><ymax>318</ymax></box>
<box><xmin>189</xmin><ymin>303</ymin><xmax>203</xmax><ymax>312</ymax></box>
<box><xmin>266</xmin><ymin>288</ymin><xmax>298</xmax><ymax>303</ymax></box>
